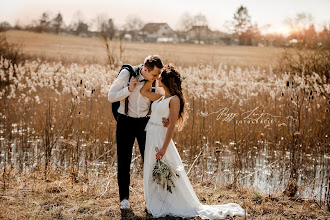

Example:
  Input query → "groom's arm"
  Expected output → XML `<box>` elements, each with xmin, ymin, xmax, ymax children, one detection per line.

<box><xmin>108</xmin><ymin>69</ymin><xmax>132</xmax><ymax>102</ymax></box>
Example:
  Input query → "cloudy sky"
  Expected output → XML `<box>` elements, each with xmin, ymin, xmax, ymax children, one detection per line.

<box><xmin>2</xmin><ymin>0</ymin><xmax>330</xmax><ymax>33</ymax></box>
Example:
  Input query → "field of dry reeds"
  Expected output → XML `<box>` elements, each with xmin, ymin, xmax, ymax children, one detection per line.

<box><xmin>0</xmin><ymin>30</ymin><xmax>329</xmax><ymax>219</ymax></box>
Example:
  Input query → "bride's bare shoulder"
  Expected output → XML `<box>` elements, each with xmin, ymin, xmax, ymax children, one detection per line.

<box><xmin>169</xmin><ymin>96</ymin><xmax>180</xmax><ymax>107</ymax></box>
<box><xmin>172</xmin><ymin>95</ymin><xmax>180</xmax><ymax>101</ymax></box>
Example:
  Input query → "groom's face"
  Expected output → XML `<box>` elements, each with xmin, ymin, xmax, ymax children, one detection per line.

<box><xmin>145</xmin><ymin>67</ymin><xmax>162</xmax><ymax>81</ymax></box>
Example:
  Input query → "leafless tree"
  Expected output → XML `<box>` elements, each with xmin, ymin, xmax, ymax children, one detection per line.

<box><xmin>71</xmin><ymin>11</ymin><xmax>89</xmax><ymax>36</ymax></box>
<box><xmin>96</xmin><ymin>15</ymin><xmax>124</xmax><ymax>67</ymax></box>
<box><xmin>193</xmin><ymin>13</ymin><xmax>208</xmax><ymax>27</ymax></box>
<box><xmin>284</xmin><ymin>12</ymin><xmax>314</xmax><ymax>30</ymax></box>
<box><xmin>178</xmin><ymin>12</ymin><xmax>208</xmax><ymax>31</ymax></box>
<box><xmin>178</xmin><ymin>12</ymin><xmax>194</xmax><ymax>32</ymax></box>
<box><xmin>232</xmin><ymin>6</ymin><xmax>251</xmax><ymax>37</ymax></box>
<box><xmin>37</xmin><ymin>12</ymin><xmax>51</xmax><ymax>32</ymax></box>
<box><xmin>124</xmin><ymin>15</ymin><xmax>144</xmax><ymax>41</ymax></box>
<box><xmin>52</xmin><ymin>13</ymin><xmax>63</xmax><ymax>34</ymax></box>
<box><xmin>94</xmin><ymin>14</ymin><xmax>116</xmax><ymax>40</ymax></box>
<box><xmin>178</xmin><ymin>12</ymin><xmax>210</xmax><ymax>43</ymax></box>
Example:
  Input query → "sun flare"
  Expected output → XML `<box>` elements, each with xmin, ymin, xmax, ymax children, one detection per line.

<box><xmin>266</xmin><ymin>26</ymin><xmax>298</xmax><ymax>36</ymax></box>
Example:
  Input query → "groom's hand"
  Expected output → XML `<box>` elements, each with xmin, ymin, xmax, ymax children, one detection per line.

<box><xmin>162</xmin><ymin>117</ymin><xmax>169</xmax><ymax>127</ymax></box>
<box><xmin>128</xmin><ymin>77</ymin><xmax>138</xmax><ymax>92</ymax></box>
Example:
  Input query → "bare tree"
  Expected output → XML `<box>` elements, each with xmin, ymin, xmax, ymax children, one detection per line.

<box><xmin>75</xmin><ymin>22</ymin><xmax>89</xmax><ymax>36</ymax></box>
<box><xmin>178</xmin><ymin>12</ymin><xmax>208</xmax><ymax>31</ymax></box>
<box><xmin>94</xmin><ymin>14</ymin><xmax>116</xmax><ymax>39</ymax></box>
<box><xmin>319</xmin><ymin>24</ymin><xmax>330</xmax><ymax>48</ymax></box>
<box><xmin>71</xmin><ymin>11</ymin><xmax>89</xmax><ymax>36</ymax></box>
<box><xmin>124</xmin><ymin>15</ymin><xmax>144</xmax><ymax>41</ymax></box>
<box><xmin>193</xmin><ymin>13</ymin><xmax>208</xmax><ymax>27</ymax></box>
<box><xmin>284</xmin><ymin>12</ymin><xmax>314</xmax><ymax>30</ymax></box>
<box><xmin>96</xmin><ymin>15</ymin><xmax>124</xmax><ymax>67</ymax></box>
<box><xmin>232</xmin><ymin>6</ymin><xmax>251</xmax><ymax>37</ymax></box>
<box><xmin>178</xmin><ymin>12</ymin><xmax>210</xmax><ymax>43</ymax></box>
<box><xmin>37</xmin><ymin>12</ymin><xmax>51</xmax><ymax>32</ymax></box>
<box><xmin>193</xmin><ymin>13</ymin><xmax>209</xmax><ymax>43</ymax></box>
<box><xmin>178</xmin><ymin>12</ymin><xmax>194</xmax><ymax>32</ymax></box>
<box><xmin>284</xmin><ymin>12</ymin><xmax>316</xmax><ymax>45</ymax></box>
<box><xmin>52</xmin><ymin>13</ymin><xmax>63</xmax><ymax>34</ymax></box>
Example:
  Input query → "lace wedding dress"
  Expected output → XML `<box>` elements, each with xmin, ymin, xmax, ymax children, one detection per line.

<box><xmin>143</xmin><ymin>96</ymin><xmax>247</xmax><ymax>219</ymax></box>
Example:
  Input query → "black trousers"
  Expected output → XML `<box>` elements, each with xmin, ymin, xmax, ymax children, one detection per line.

<box><xmin>116</xmin><ymin>113</ymin><xmax>149</xmax><ymax>201</ymax></box>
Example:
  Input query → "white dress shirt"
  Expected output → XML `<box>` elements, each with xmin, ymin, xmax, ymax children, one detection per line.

<box><xmin>108</xmin><ymin>67</ymin><xmax>152</xmax><ymax>118</ymax></box>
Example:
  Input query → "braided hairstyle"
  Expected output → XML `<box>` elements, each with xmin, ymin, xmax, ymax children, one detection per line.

<box><xmin>160</xmin><ymin>64</ymin><xmax>186</xmax><ymax>129</ymax></box>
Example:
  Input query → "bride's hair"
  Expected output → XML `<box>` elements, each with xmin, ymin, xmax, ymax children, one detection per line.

<box><xmin>160</xmin><ymin>64</ymin><xmax>186</xmax><ymax>130</ymax></box>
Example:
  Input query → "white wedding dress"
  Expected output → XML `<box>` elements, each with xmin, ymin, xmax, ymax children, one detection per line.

<box><xmin>143</xmin><ymin>96</ymin><xmax>247</xmax><ymax>219</ymax></box>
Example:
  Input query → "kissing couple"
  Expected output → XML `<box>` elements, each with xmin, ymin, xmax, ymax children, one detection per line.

<box><xmin>108</xmin><ymin>55</ymin><xmax>247</xmax><ymax>219</ymax></box>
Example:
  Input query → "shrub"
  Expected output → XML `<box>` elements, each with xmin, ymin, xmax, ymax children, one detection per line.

<box><xmin>0</xmin><ymin>33</ymin><xmax>25</xmax><ymax>88</ymax></box>
<box><xmin>277</xmin><ymin>44</ymin><xmax>330</xmax><ymax>98</ymax></box>
<box><xmin>0</xmin><ymin>33</ymin><xmax>24</xmax><ymax>66</ymax></box>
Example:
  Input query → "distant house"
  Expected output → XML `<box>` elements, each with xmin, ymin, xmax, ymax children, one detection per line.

<box><xmin>186</xmin><ymin>25</ymin><xmax>213</xmax><ymax>44</ymax></box>
<box><xmin>211</xmin><ymin>30</ymin><xmax>230</xmax><ymax>45</ymax></box>
<box><xmin>187</xmin><ymin>25</ymin><xmax>230</xmax><ymax>45</ymax></box>
<box><xmin>141</xmin><ymin>23</ymin><xmax>177</xmax><ymax>43</ymax></box>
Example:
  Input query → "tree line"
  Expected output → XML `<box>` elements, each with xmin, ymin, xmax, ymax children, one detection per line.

<box><xmin>0</xmin><ymin>6</ymin><xmax>329</xmax><ymax>48</ymax></box>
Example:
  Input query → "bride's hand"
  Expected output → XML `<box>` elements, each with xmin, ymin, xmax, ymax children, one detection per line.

<box><xmin>156</xmin><ymin>147</ymin><xmax>167</xmax><ymax>160</ymax></box>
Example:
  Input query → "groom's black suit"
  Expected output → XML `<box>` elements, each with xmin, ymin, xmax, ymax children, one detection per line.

<box><xmin>108</xmin><ymin>66</ymin><xmax>152</xmax><ymax>201</ymax></box>
<box><xmin>116</xmin><ymin>114</ymin><xmax>148</xmax><ymax>200</ymax></box>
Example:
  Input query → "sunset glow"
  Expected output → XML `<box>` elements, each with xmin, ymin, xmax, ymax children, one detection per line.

<box><xmin>262</xmin><ymin>25</ymin><xmax>300</xmax><ymax>36</ymax></box>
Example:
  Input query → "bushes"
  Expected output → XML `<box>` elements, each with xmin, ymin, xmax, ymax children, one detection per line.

<box><xmin>277</xmin><ymin>44</ymin><xmax>330</xmax><ymax>98</ymax></box>
<box><xmin>276</xmin><ymin>43</ymin><xmax>330</xmax><ymax>197</ymax></box>
<box><xmin>0</xmin><ymin>33</ymin><xmax>25</xmax><ymax>88</ymax></box>
<box><xmin>0</xmin><ymin>33</ymin><xmax>24</xmax><ymax>66</ymax></box>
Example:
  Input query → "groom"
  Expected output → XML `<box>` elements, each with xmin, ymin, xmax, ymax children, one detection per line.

<box><xmin>108</xmin><ymin>55</ymin><xmax>164</xmax><ymax>209</ymax></box>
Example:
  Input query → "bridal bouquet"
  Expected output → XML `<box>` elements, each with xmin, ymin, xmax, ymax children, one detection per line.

<box><xmin>152</xmin><ymin>147</ymin><xmax>180</xmax><ymax>193</ymax></box>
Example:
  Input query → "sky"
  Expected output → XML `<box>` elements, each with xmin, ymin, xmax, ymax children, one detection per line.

<box><xmin>1</xmin><ymin>0</ymin><xmax>330</xmax><ymax>33</ymax></box>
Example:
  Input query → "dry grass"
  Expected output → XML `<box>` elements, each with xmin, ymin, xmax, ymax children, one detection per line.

<box><xmin>5</xmin><ymin>30</ymin><xmax>283</xmax><ymax>68</ymax></box>
<box><xmin>1</xmin><ymin>31</ymin><xmax>329</xmax><ymax>219</ymax></box>
<box><xmin>0</xmin><ymin>168</ymin><xmax>328</xmax><ymax>220</ymax></box>
<box><xmin>0</xmin><ymin>56</ymin><xmax>329</xmax><ymax>212</ymax></box>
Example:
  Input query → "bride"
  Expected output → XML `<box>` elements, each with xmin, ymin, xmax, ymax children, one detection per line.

<box><xmin>140</xmin><ymin>64</ymin><xmax>247</xmax><ymax>219</ymax></box>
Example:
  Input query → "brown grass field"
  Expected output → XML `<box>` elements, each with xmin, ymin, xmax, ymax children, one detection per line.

<box><xmin>1</xmin><ymin>169</ymin><xmax>328</xmax><ymax>220</ymax></box>
<box><xmin>1</xmin><ymin>30</ymin><xmax>329</xmax><ymax>219</ymax></box>
<box><xmin>5</xmin><ymin>30</ymin><xmax>283</xmax><ymax>68</ymax></box>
